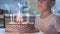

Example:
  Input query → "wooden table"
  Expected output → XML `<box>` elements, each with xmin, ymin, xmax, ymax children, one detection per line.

<box><xmin>0</xmin><ymin>28</ymin><xmax>45</xmax><ymax>34</ymax></box>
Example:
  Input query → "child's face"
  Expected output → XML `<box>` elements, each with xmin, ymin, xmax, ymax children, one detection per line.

<box><xmin>37</xmin><ymin>0</ymin><xmax>55</xmax><ymax>12</ymax></box>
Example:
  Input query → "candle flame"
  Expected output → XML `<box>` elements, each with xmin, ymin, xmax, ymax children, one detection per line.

<box><xmin>16</xmin><ymin>10</ymin><xmax>23</xmax><ymax>23</ymax></box>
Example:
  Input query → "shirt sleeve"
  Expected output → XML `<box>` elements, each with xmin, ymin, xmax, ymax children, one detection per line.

<box><xmin>34</xmin><ymin>16</ymin><xmax>39</xmax><ymax>29</ymax></box>
<box><xmin>54</xmin><ymin>16</ymin><xmax>60</xmax><ymax>32</ymax></box>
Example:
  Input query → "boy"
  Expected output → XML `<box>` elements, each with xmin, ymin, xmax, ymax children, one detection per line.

<box><xmin>35</xmin><ymin>0</ymin><xmax>60</xmax><ymax>34</ymax></box>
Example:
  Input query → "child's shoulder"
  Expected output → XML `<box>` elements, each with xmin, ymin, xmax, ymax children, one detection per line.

<box><xmin>52</xmin><ymin>14</ymin><xmax>60</xmax><ymax>23</ymax></box>
<box><xmin>51</xmin><ymin>14</ymin><xmax>60</xmax><ymax>18</ymax></box>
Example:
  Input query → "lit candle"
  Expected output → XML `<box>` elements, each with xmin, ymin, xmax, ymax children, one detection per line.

<box><xmin>20</xmin><ymin>11</ymin><xmax>23</xmax><ymax>23</ymax></box>
<box><xmin>17</xmin><ymin>10</ymin><xmax>21</xmax><ymax>23</ymax></box>
<box><xmin>13</xmin><ymin>15</ymin><xmax>14</xmax><ymax>22</ymax></box>
<box><xmin>10</xmin><ymin>14</ymin><xmax>13</xmax><ymax>22</ymax></box>
<box><xmin>19</xmin><ymin>16</ymin><xmax>20</xmax><ymax>23</ymax></box>
<box><xmin>26</xmin><ymin>13</ymin><xmax>30</xmax><ymax>23</ymax></box>
<box><xmin>20</xmin><ymin>14</ymin><xmax>23</xmax><ymax>23</ymax></box>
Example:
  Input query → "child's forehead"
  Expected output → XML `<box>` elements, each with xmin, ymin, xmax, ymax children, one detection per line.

<box><xmin>38</xmin><ymin>0</ymin><xmax>55</xmax><ymax>1</ymax></box>
<box><xmin>40</xmin><ymin>0</ymin><xmax>55</xmax><ymax>1</ymax></box>
<box><xmin>38</xmin><ymin>0</ymin><xmax>52</xmax><ymax>1</ymax></box>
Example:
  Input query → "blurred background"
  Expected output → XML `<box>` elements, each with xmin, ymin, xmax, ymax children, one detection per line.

<box><xmin>0</xmin><ymin>0</ymin><xmax>60</xmax><ymax>28</ymax></box>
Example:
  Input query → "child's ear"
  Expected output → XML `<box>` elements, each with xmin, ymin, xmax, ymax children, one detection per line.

<box><xmin>52</xmin><ymin>1</ymin><xmax>55</xmax><ymax>6</ymax></box>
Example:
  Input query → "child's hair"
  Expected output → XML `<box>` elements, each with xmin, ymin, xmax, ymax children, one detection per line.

<box><xmin>52</xmin><ymin>0</ymin><xmax>55</xmax><ymax>1</ymax></box>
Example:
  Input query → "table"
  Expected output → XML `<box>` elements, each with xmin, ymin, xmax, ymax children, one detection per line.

<box><xmin>0</xmin><ymin>28</ymin><xmax>45</xmax><ymax>34</ymax></box>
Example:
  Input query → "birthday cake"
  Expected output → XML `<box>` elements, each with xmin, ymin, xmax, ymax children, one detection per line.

<box><xmin>5</xmin><ymin>22</ymin><xmax>39</xmax><ymax>33</ymax></box>
<box><xmin>5</xmin><ymin>11</ymin><xmax>39</xmax><ymax>33</ymax></box>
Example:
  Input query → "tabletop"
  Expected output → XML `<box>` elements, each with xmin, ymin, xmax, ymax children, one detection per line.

<box><xmin>0</xmin><ymin>28</ymin><xmax>45</xmax><ymax>34</ymax></box>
